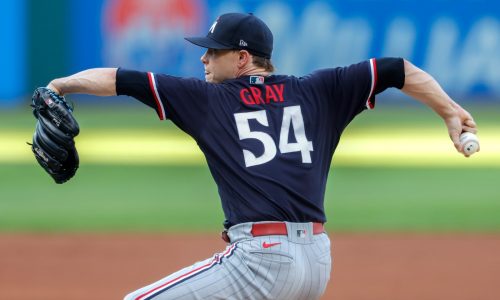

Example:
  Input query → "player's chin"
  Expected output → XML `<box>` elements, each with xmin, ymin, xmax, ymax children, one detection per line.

<box><xmin>205</xmin><ymin>76</ymin><xmax>221</xmax><ymax>84</ymax></box>
<box><xmin>204</xmin><ymin>73</ymin><xmax>214</xmax><ymax>83</ymax></box>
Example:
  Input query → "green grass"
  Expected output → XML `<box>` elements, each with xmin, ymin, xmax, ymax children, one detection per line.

<box><xmin>327</xmin><ymin>167</ymin><xmax>500</xmax><ymax>232</ymax></box>
<box><xmin>0</xmin><ymin>164</ymin><xmax>222</xmax><ymax>232</ymax></box>
<box><xmin>0</xmin><ymin>164</ymin><xmax>498</xmax><ymax>233</ymax></box>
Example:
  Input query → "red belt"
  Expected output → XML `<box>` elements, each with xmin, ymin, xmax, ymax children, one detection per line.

<box><xmin>221</xmin><ymin>222</ymin><xmax>324</xmax><ymax>243</ymax></box>
<box><xmin>251</xmin><ymin>222</ymin><xmax>325</xmax><ymax>236</ymax></box>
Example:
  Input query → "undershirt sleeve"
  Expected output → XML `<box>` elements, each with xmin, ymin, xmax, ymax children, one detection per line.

<box><xmin>374</xmin><ymin>57</ymin><xmax>405</xmax><ymax>94</ymax></box>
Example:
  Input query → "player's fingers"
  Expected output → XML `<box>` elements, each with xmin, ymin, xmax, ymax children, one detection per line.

<box><xmin>463</xmin><ymin>119</ymin><xmax>477</xmax><ymax>133</ymax></box>
<box><xmin>464</xmin><ymin>119</ymin><xmax>476</xmax><ymax>128</ymax></box>
<box><xmin>462</xmin><ymin>125</ymin><xmax>477</xmax><ymax>134</ymax></box>
<box><xmin>47</xmin><ymin>83</ymin><xmax>62</xmax><ymax>96</ymax></box>
<box><xmin>449</xmin><ymin>131</ymin><xmax>461</xmax><ymax>152</ymax></box>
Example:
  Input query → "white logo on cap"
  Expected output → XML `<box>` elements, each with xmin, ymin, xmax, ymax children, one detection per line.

<box><xmin>239</xmin><ymin>39</ymin><xmax>248</xmax><ymax>47</ymax></box>
<box><xmin>209</xmin><ymin>20</ymin><xmax>217</xmax><ymax>34</ymax></box>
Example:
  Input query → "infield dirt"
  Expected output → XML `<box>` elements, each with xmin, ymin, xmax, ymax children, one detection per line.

<box><xmin>1</xmin><ymin>233</ymin><xmax>499</xmax><ymax>300</ymax></box>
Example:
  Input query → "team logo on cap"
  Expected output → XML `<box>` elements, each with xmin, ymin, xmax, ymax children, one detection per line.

<box><xmin>209</xmin><ymin>18</ymin><xmax>218</xmax><ymax>34</ymax></box>
<box><xmin>239</xmin><ymin>39</ymin><xmax>248</xmax><ymax>47</ymax></box>
<box><xmin>250</xmin><ymin>76</ymin><xmax>264</xmax><ymax>85</ymax></box>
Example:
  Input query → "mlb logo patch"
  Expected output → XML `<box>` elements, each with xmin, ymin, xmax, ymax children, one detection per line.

<box><xmin>250</xmin><ymin>76</ymin><xmax>265</xmax><ymax>85</ymax></box>
<box><xmin>297</xmin><ymin>229</ymin><xmax>307</xmax><ymax>238</ymax></box>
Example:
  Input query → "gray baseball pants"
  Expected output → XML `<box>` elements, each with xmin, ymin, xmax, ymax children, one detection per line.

<box><xmin>124</xmin><ymin>222</ymin><xmax>332</xmax><ymax>300</ymax></box>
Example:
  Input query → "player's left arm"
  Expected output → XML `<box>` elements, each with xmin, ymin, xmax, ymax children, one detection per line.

<box><xmin>47</xmin><ymin>68</ymin><xmax>118</xmax><ymax>96</ymax></box>
<box><xmin>399</xmin><ymin>59</ymin><xmax>478</xmax><ymax>155</ymax></box>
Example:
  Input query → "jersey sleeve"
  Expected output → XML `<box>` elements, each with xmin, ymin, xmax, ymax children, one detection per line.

<box><xmin>334</xmin><ymin>59</ymin><xmax>378</xmax><ymax>112</ymax></box>
<box><xmin>116</xmin><ymin>68</ymin><xmax>211</xmax><ymax>138</ymax></box>
<box><xmin>303</xmin><ymin>58</ymin><xmax>404</xmax><ymax>131</ymax></box>
<box><xmin>300</xmin><ymin>60</ymin><xmax>376</xmax><ymax>132</ymax></box>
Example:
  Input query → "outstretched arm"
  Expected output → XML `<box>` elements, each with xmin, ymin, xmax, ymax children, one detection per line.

<box><xmin>401</xmin><ymin>60</ymin><xmax>478</xmax><ymax>156</ymax></box>
<box><xmin>47</xmin><ymin>68</ymin><xmax>118</xmax><ymax>96</ymax></box>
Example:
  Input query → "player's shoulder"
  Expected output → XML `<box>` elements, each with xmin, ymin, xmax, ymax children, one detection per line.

<box><xmin>301</xmin><ymin>60</ymin><xmax>372</xmax><ymax>81</ymax></box>
<box><xmin>154</xmin><ymin>74</ymin><xmax>219</xmax><ymax>94</ymax></box>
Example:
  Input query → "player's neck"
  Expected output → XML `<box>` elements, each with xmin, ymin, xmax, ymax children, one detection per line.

<box><xmin>236</xmin><ymin>65</ymin><xmax>270</xmax><ymax>77</ymax></box>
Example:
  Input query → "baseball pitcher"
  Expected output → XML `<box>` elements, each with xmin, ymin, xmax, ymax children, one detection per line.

<box><xmin>37</xmin><ymin>12</ymin><xmax>478</xmax><ymax>300</ymax></box>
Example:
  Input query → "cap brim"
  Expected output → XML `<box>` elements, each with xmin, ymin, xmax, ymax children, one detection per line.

<box><xmin>184</xmin><ymin>36</ymin><xmax>234</xmax><ymax>49</ymax></box>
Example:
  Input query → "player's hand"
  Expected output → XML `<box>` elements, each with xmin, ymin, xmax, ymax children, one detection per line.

<box><xmin>47</xmin><ymin>82</ymin><xmax>62</xmax><ymax>96</ymax></box>
<box><xmin>444</xmin><ymin>103</ymin><xmax>478</xmax><ymax>156</ymax></box>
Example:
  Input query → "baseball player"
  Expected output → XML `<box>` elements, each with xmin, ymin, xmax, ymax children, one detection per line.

<box><xmin>45</xmin><ymin>12</ymin><xmax>477</xmax><ymax>300</ymax></box>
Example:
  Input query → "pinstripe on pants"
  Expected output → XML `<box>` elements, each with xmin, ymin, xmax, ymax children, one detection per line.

<box><xmin>124</xmin><ymin>222</ymin><xmax>331</xmax><ymax>300</ymax></box>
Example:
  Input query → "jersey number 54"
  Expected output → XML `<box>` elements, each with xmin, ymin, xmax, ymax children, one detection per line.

<box><xmin>234</xmin><ymin>105</ymin><xmax>313</xmax><ymax>167</ymax></box>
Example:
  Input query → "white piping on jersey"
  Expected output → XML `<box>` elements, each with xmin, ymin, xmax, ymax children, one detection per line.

<box><xmin>147</xmin><ymin>72</ymin><xmax>166</xmax><ymax>120</ymax></box>
<box><xmin>366</xmin><ymin>58</ymin><xmax>377</xmax><ymax>110</ymax></box>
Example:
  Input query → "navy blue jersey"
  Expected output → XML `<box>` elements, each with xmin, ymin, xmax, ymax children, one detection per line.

<box><xmin>117</xmin><ymin>59</ymin><xmax>380</xmax><ymax>227</ymax></box>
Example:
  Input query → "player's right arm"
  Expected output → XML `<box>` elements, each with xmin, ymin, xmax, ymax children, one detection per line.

<box><xmin>47</xmin><ymin>68</ymin><xmax>118</xmax><ymax>96</ymax></box>
<box><xmin>401</xmin><ymin>60</ymin><xmax>477</xmax><ymax>154</ymax></box>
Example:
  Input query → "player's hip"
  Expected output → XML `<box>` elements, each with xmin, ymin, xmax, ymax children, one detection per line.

<box><xmin>225</xmin><ymin>221</ymin><xmax>331</xmax><ymax>267</ymax></box>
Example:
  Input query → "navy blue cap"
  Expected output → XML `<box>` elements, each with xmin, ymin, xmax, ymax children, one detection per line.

<box><xmin>185</xmin><ymin>13</ymin><xmax>273</xmax><ymax>59</ymax></box>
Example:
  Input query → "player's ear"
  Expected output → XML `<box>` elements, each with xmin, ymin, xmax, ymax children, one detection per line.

<box><xmin>237</xmin><ymin>50</ymin><xmax>251</xmax><ymax>67</ymax></box>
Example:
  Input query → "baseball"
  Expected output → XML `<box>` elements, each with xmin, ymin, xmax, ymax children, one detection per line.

<box><xmin>459</xmin><ymin>132</ymin><xmax>479</xmax><ymax>155</ymax></box>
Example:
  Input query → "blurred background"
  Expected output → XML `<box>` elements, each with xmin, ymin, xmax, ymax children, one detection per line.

<box><xmin>0</xmin><ymin>0</ymin><xmax>499</xmax><ymax>232</ymax></box>
<box><xmin>1</xmin><ymin>1</ymin><xmax>499</xmax><ymax>299</ymax></box>
<box><xmin>2</xmin><ymin>0</ymin><xmax>500</xmax><ymax>101</ymax></box>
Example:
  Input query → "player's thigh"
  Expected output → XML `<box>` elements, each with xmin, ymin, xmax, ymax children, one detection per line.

<box><xmin>123</xmin><ymin>244</ymin><xmax>244</xmax><ymax>300</ymax></box>
<box><xmin>124</xmin><ymin>263</ymin><xmax>231</xmax><ymax>300</ymax></box>
<box><xmin>124</xmin><ymin>242</ymin><xmax>298</xmax><ymax>300</ymax></box>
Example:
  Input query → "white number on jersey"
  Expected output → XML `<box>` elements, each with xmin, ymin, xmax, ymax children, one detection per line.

<box><xmin>234</xmin><ymin>105</ymin><xmax>313</xmax><ymax>167</ymax></box>
<box><xmin>234</xmin><ymin>110</ymin><xmax>277</xmax><ymax>167</ymax></box>
<box><xmin>279</xmin><ymin>106</ymin><xmax>314</xmax><ymax>163</ymax></box>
